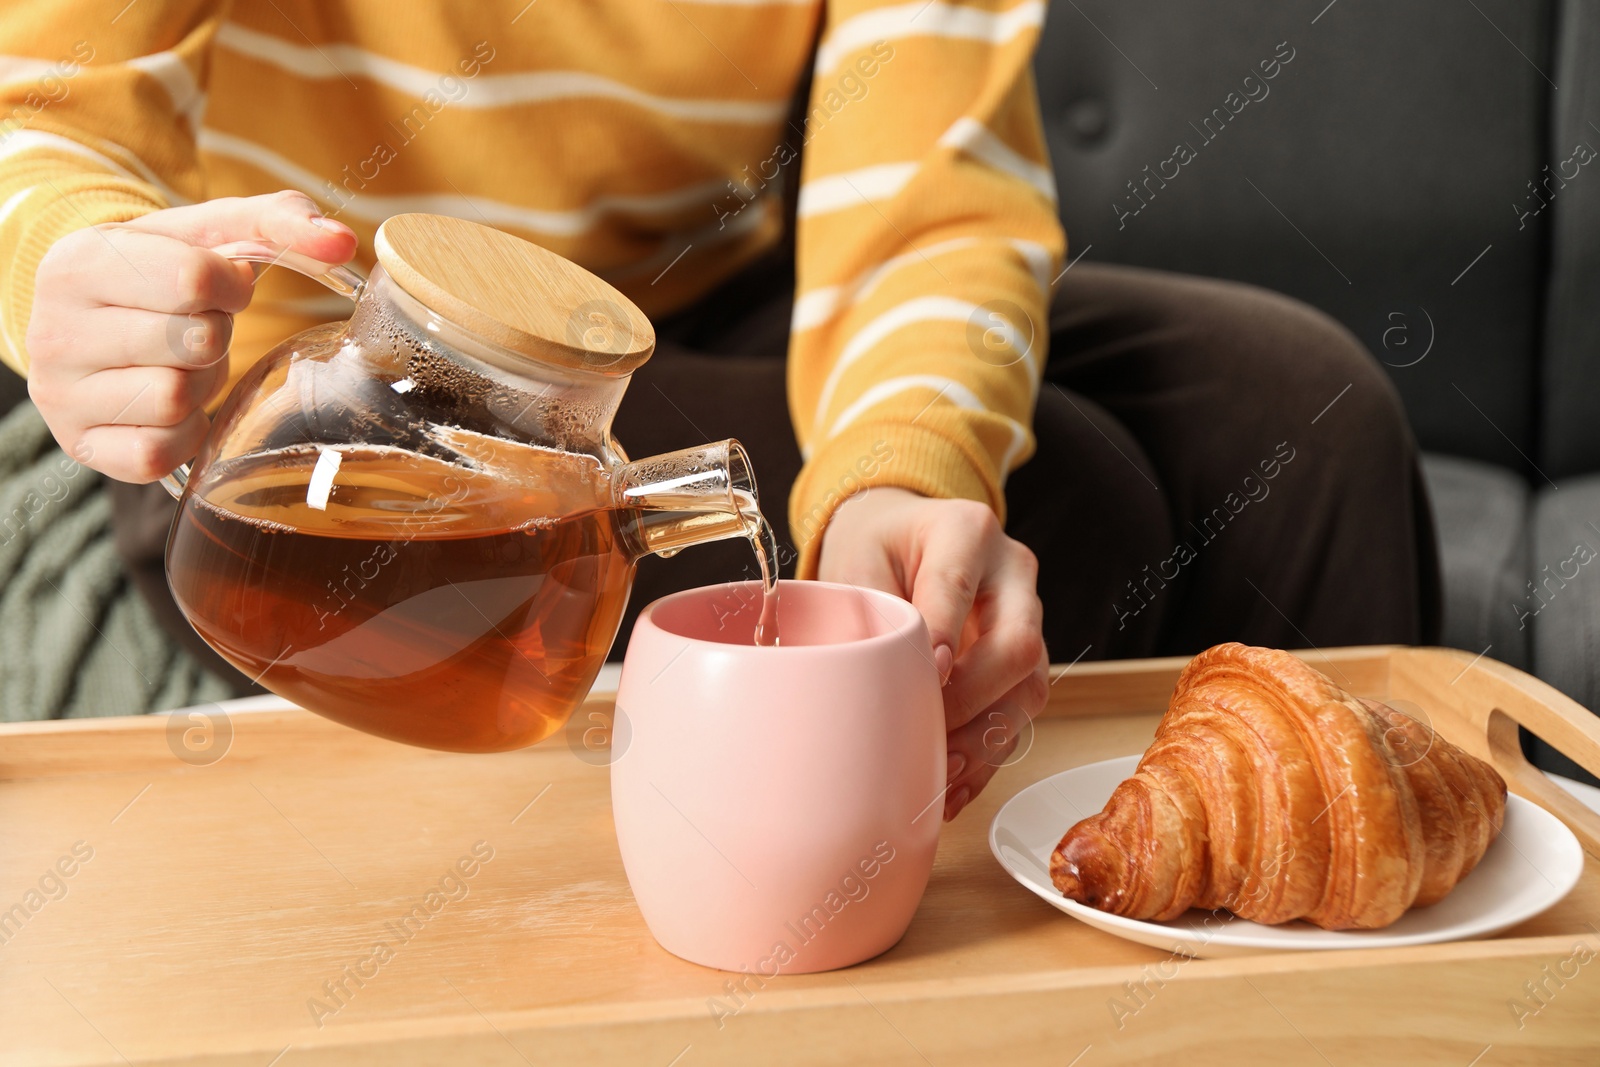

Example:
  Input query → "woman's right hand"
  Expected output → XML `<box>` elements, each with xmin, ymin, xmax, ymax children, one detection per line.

<box><xmin>25</xmin><ymin>190</ymin><xmax>357</xmax><ymax>482</ymax></box>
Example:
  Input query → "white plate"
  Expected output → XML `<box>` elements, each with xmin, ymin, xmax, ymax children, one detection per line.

<box><xmin>989</xmin><ymin>755</ymin><xmax>1585</xmax><ymax>958</ymax></box>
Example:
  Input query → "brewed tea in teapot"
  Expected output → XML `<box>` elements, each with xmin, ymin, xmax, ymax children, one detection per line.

<box><xmin>162</xmin><ymin>214</ymin><xmax>779</xmax><ymax>752</ymax></box>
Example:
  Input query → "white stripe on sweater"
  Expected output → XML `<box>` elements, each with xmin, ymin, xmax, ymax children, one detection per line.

<box><xmin>796</xmin><ymin>161</ymin><xmax>917</xmax><ymax>219</ymax></box>
<box><xmin>0</xmin><ymin>185</ymin><xmax>36</xmax><ymax>227</ymax></box>
<box><xmin>0</xmin><ymin>129</ymin><xmax>189</xmax><ymax>205</ymax></box>
<box><xmin>817</xmin><ymin>0</ymin><xmax>1045</xmax><ymax>74</ymax></box>
<box><xmin>819</xmin><ymin>374</ymin><xmax>1030</xmax><ymax>474</ymax></box>
<box><xmin>214</xmin><ymin>23</ymin><xmax>788</xmax><ymax>124</ymax></box>
<box><xmin>0</xmin><ymin>52</ymin><xmax>206</xmax><ymax>128</ymax></box>
<box><xmin>0</xmin><ymin>183</ymin><xmax>33</xmax><ymax>371</ymax></box>
<box><xmin>126</xmin><ymin>52</ymin><xmax>207</xmax><ymax>128</ymax></box>
<box><xmin>1011</xmin><ymin>237</ymin><xmax>1054</xmax><ymax>294</ymax></box>
<box><xmin>791</xmin><ymin>236</ymin><xmax>1053</xmax><ymax>333</ymax></box>
<box><xmin>939</xmin><ymin>117</ymin><xmax>1056</xmax><ymax>203</ymax></box>
<box><xmin>794</xmin><ymin>115</ymin><xmax>1056</xmax><ymax>240</ymax></box>
<box><xmin>793</xmin><ymin>237</ymin><xmax>980</xmax><ymax>333</ymax></box>
<box><xmin>999</xmin><ymin>417</ymin><xmax>1029</xmax><ymax>473</ymax></box>
<box><xmin>812</xmin><ymin>295</ymin><xmax>1035</xmax><ymax>425</ymax></box>
<box><xmin>826</xmin><ymin>374</ymin><xmax>985</xmax><ymax>439</ymax></box>
<box><xmin>200</xmin><ymin>128</ymin><xmax>729</xmax><ymax>236</ymax></box>
<box><xmin>0</xmin><ymin>56</ymin><xmax>77</xmax><ymax>86</ymax></box>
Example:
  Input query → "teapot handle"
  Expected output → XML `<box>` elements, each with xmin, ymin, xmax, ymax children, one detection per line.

<box><xmin>158</xmin><ymin>241</ymin><xmax>368</xmax><ymax>500</ymax></box>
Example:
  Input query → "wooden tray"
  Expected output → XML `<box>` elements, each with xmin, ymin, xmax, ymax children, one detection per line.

<box><xmin>3</xmin><ymin>646</ymin><xmax>1598</xmax><ymax>1066</ymax></box>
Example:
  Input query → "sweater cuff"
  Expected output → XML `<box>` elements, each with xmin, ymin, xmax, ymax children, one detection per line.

<box><xmin>3</xmin><ymin>180</ymin><xmax>168</xmax><ymax>376</ymax></box>
<box><xmin>788</xmin><ymin>420</ymin><xmax>1003</xmax><ymax>580</ymax></box>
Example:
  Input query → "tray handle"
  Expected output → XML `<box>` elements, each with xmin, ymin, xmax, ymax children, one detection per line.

<box><xmin>1392</xmin><ymin>646</ymin><xmax>1600</xmax><ymax>858</ymax></box>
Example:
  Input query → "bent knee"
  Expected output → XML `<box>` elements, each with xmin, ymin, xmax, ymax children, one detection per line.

<box><xmin>1264</xmin><ymin>292</ymin><xmax>1411</xmax><ymax>453</ymax></box>
<box><xmin>1183</xmin><ymin>276</ymin><xmax>1411</xmax><ymax>453</ymax></box>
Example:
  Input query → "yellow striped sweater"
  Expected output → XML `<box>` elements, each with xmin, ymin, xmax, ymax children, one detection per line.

<box><xmin>0</xmin><ymin>0</ymin><xmax>1064</xmax><ymax>576</ymax></box>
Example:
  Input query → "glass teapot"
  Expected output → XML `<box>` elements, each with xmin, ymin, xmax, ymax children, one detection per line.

<box><xmin>162</xmin><ymin>214</ymin><xmax>763</xmax><ymax>752</ymax></box>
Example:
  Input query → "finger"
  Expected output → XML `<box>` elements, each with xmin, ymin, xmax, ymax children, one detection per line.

<box><xmin>944</xmin><ymin>543</ymin><xmax>1045</xmax><ymax>731</ymax></box>
<box><xmin>70</xmin><ymin>230</ymin><xmax>258</xmax><ymax>315</ymax></box>
<box><xmin>828</xmin><ymin>543</ymin><xmax>906</xmax><ymax>602</ymax></box>
<box><xmin>75</xmin><ymin>364</ymin><xmax>228</xmax><ymax>429</ymax></box>
<box><xmin>907</xmin><ymin>501</ymin><xmax>994</xmax><ymax>679</ymax></box>
<box><xmin>947</xmin><ymin>651</ymin><xmax>1048</xmax><ymax>783</ymax></box>
<box><xmin>33</xmin><ymin>305</ymin><xmax>234</xmax><ymax>371</ymax></box>
<box><xmin>74</xmin><ymin>410</ymin><xmax>211</xmax><ymax>483</ymax></box>
<box><xmin>128</xmin><ymin>190</ymin><xmax>357</xmax><ymax>264</ymax></box>
<box><xmin>160</xmin><ymin>308</ymin><xmax>234</xmax><ymax>369</ymax></box>
<box><xmin>943</xmin><ymin>658</ymin><xmax>1049</xmax><ymax>821</ymax></box>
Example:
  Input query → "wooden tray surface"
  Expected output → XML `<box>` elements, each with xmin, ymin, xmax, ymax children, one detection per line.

<box><xmin>2</xmin><ymin>646</ymin><xmax>1597</xmax><ymax>1066</ymax></box>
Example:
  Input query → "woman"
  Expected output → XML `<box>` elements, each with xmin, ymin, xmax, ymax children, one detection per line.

<box><xmin>0</xmin><ymin>0</ymin><xmax>1436</xmax><ymax>818</ymax></box>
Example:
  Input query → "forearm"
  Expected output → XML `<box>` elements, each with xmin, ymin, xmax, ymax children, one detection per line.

<box><xmin>785</xmin><ymin>0</ymin><xmax>1064</xmax><ymax>577</ymax></box>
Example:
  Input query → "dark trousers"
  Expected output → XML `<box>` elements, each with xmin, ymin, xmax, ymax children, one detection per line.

<box><xmin>114</xmin><ymin>254</ymin><xmax>1442</xmax><ymax>692</ymax></box>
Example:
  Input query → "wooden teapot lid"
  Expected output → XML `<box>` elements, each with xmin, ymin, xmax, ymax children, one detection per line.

<box><xmin>374</xmin><ymin>213</ymin><xmax>654</xmax><ymax>376</ymax></box>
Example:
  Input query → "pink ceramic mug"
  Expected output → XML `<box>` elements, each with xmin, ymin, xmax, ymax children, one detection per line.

<box><xmin>612</xmin><ymin>580</ymin><xmax>945</xmax><ymax>973</ymax></box>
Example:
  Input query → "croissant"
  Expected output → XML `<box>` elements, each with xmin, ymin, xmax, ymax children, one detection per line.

<box><xmin>1049</xmin><ymin>643</ymin><xmax>1507</xmax><ymax>930</ymax></box>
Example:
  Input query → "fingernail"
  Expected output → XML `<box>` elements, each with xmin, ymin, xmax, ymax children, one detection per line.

<box><xmin>308</xmin><ymin>215</ymin><xmax>350</xmax><ymax>235</ymax></box>
<box><xmin>947</xmin><ymin>752</ymin><xmax>966</xmax><ymax>785</ymax></box>
<box><xmin>944</xmin><ymin>785</ymin><xmax>971</xmax><ymax>822</ymax></box>
<box><xmin>934</xmin><ymin>643</ymin><xmax>953</xmax><ymax>685</ymax></box>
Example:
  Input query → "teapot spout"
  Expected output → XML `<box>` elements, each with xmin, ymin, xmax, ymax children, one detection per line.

<box><xmin>614</xmin><ymin>439</ymin><xmax>759</xmax><ymax>558</ymax></box>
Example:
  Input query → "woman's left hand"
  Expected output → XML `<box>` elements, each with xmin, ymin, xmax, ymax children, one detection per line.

<box><xmin>817</xmin><ymin>487</ymin><xmax>1050</xmax><ymax>821</ymax></box>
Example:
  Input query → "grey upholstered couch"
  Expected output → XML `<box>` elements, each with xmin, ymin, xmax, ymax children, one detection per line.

<box><xmin>1033</xmin><ymin>0</ymin><xmax>1599</xmax><ymax>779</ymax></box>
